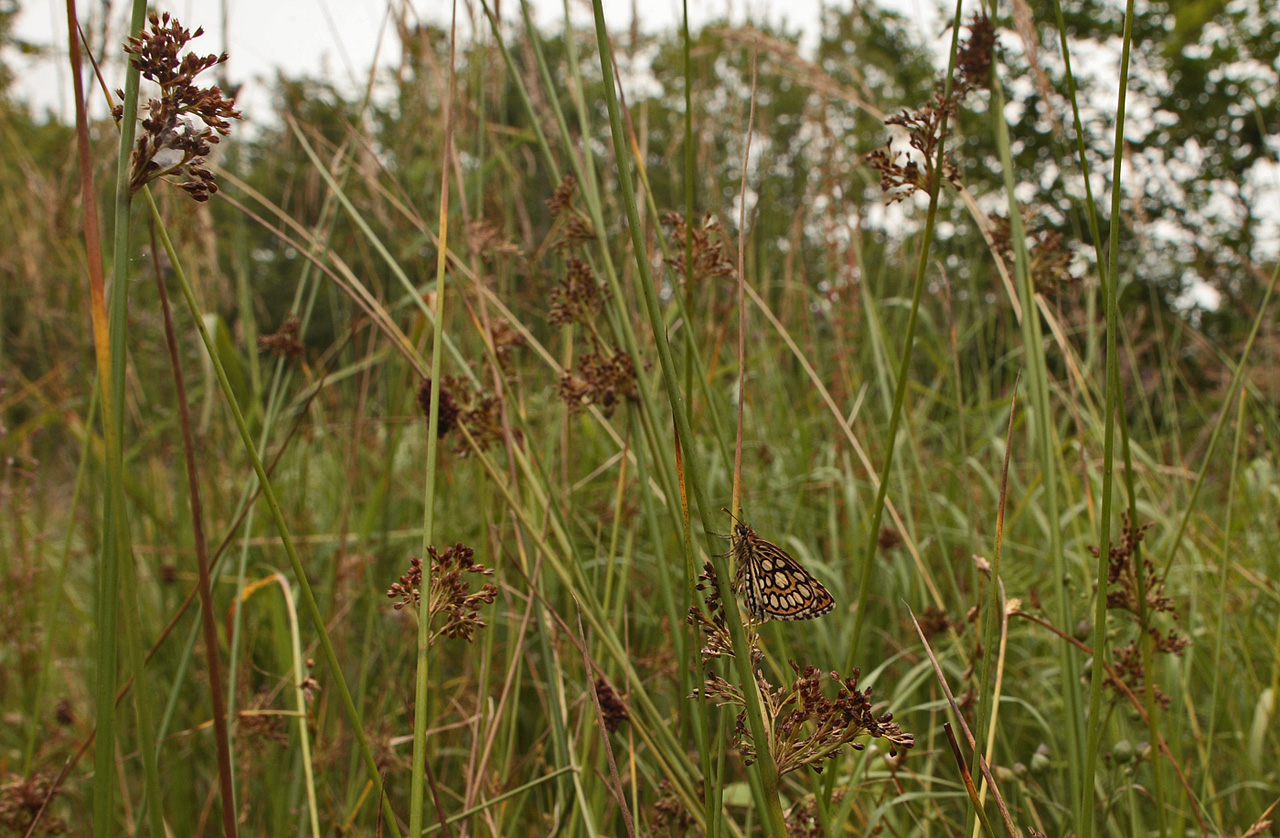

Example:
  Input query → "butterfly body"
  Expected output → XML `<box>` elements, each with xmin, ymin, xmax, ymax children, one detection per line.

<box><xmin>731</xmin><ymin>521</ymin><xmax>835</xmax><ymax>621</ymax></box>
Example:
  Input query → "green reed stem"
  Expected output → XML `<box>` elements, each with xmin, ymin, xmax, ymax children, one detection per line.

<box><xmin>409</xmin><ymin>17</ymin><xmax>456</xmax><ymax>827</ymax></box>
<box><xmin>93</xmin><ymin>0</ymin><xmax>148</xmax><ymax>831</ymax></box>
<box><xmin>1082</xmin><ymin>0</ymin><xmax>1137</xmax><ymax>833</ymax></box>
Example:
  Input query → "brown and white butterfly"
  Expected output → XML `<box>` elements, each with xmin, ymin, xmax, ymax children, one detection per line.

<box><xmin>729</xmin><ymin>516</ymin><xmax>835</xmax><ymax>621</ymax></box>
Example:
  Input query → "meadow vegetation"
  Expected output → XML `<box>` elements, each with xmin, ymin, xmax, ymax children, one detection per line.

<box><xmin>1</xmin><ymin>0</ymin><xmax>1278</xmax><ymax>836</ymax></box>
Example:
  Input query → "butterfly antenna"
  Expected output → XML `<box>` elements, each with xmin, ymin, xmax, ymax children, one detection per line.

<box><xmin>714</xmin><ymin>507</ymin><xmax>744</xmax><ymax>541</ymax></box>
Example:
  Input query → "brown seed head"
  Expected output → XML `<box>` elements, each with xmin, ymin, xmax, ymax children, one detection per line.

<box><xmin>122</xmin><ymin>12</ymin><xmax>241</xmax><ymax>200</ymax></box>
<box><xmin>594</xmin><ymin>677</ymin><xmax>629</xmax><ymax>733</ymax></box>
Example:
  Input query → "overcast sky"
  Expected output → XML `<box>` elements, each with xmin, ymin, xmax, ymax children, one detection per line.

<box><xmin>9</xmin><ymin>0</ymin><xmax>943</xmax><ymax>124</ymax></box>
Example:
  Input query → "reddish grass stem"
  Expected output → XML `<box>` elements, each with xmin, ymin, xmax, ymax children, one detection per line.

<box><xmin>149</xmin><ymin>221</ymin><xmax>239</xmax><ymax>838</ymax></box>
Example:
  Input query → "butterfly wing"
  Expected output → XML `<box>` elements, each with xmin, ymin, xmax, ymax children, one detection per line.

<box><xmin>732</xmin><ymin>525</ymin><xmax>769</xmax><ymax>619</ymax></box>
<box><xmin>733</xmin><ymin>523</ymin><xmax>835</xmax><ymax>621</ymax></box>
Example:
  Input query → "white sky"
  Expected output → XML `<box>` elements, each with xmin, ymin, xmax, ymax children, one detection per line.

<box><xmin>9</xmin><ymin>0</ymin><xmax>944</xmax><ymax>124</ymax></box>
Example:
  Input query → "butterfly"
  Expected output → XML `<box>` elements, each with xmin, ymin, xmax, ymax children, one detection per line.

<box><xmin>729</xmin><ymin>515</ymin><xmax>835</xmax><ymax>622</ymax></box>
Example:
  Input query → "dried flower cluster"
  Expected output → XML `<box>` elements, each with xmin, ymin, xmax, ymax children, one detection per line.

<box><xmin>544</xmin><ymin>176</ymin><xmax>639</xmax><ymax>418</ymax></box>
<box><xmin>546</xmin><ymin>175</ymin><xmax>596</xmax><ymax>247</ymax></box>
<box><xmin>1099</xmin><ymin>517</ymin><xmax>1167</xmax><ymax>615</ymax></box>
<box><xmin>387</xmin><ymin>543</ymin><xmax>497</xmax><ymax>644</ymax></box>
<box><xmin>416</xmin><ymin>376</ymin><xmax>504</xmax><ymax>455</ymax></box>
<box><xmin>549</xmin><ymin>258</ymin><xmax>609</xmax><ymax>328</ymax></box>
<box><xmin>866</xmin><ymin>13</ymin><xmax>996</xmax><ymax>203</ymax></box>
<box><xmin>785</xmin><ymin>795</ymin><xmax>828</xmax><ymax>838</ymax></box>
<box><xmin>989</xmin><ymin>214</ymin><xmax>1075</xmax><ymax>295</ymax></box>
<box><xmin>489</xmin><ymin>319</ymin><xmax>527</xmax><ymax>373</ymax></box>
<box><xmin>916</xmin><ymin>605</ymin><xmax>952</xmax><ymax>639</ymax></box>
<box><xmin>649</xmin><ymin>778</ymin><xmax>699</xmax><ymax>836</ymax></box>
<box><xmin>557</xmin><ymin>351</ymin><xmax>637</xmax><ymax>418</ymax></box>
<box><xmin>0</xmin><ymin>773</ymin><xmax>66</xmax><ymax>835</ymax></box>
<box><xmin>371</xmin><ymin>720</ymin><xmax>410</xmax><ymax>776</ymax></box>
<box><xmin>417</xmin><ymin>377</ymin><xmax>461</xmax><ymax>438</ymax></box>
<box><xmin>866</xmin><ymin>92</ymin><xmax>961</xmax><ymax>203</ymax></box>
<box><xmin>466</xmin><ymin>219</ymin><xmax>521</xmax><ymax>260</ymax></box>
<box><xmin>257</xmin><ymin>316</ymin><xmax>304</xmax><ymax>359</ymax></box>
<box><xmin>702</xmin><ymin>662</ymin><xmax>914</xmax><ymax>777</ymax></box>
<box><xmin>117</xmin><ymin>12</ymin><xmax>241</xmax><ymax>201</ymax></box>
<box><xmin>1092</xmin><ymin>516</ymin><xmax>1189</xmax><ymax>709</ymax></box>
<box><xmin>878</xmin><ymin>526</ymin><xmax>903</xmax><ymax>551</ymax></box>
<box><xmin>235</xmin><ymin>689</ymin><xmax>290</xmax><ymax>757</ymax></box>
<box><xmin>661</xmin><ymin>211</ymin><xmax>736</xmax><ymax>284</ymax></box>
<box><xmin>687</xmin><ymin>561</ymin><xmax>762</xmax><ymax>666</ymax></box>
<box><xmin>955</xmin><ymin>13</ymin><xmax>996</xmax><ymax>93</ymax></box>
<box><xmin>594</xmin><ymin>677</ymin><xmax>630</xmax><ymax>732</ymax></box>
<box><xmin>689</xmin><ymin>563</ymin><xmax>912</xmax><ymax>777</ymax></box>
